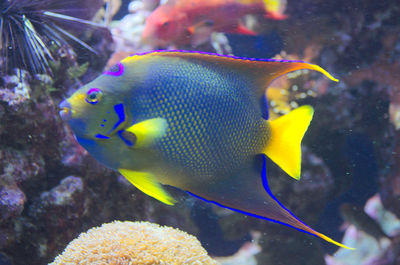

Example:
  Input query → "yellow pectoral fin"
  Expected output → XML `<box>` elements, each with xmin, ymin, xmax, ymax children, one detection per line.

<box><xmin>263</xmin><ymin>105</ymin><xmax>314</xmax><ymax>180</ymax></box>
<box><xmin>119</xmin><ymin>169</ymin><xmax>176</xmax><ymax>205</ymax></box>
<box><xmin>125</xmin><ymin>118</ymin><xmax>167</xmax><ymax>148</ymax></box>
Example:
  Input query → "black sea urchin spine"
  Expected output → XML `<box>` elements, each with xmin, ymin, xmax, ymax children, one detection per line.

<box><xmin>0</xmin><ymin>0</ymin><xmax>104</xmax><ymax>76</ymax></box>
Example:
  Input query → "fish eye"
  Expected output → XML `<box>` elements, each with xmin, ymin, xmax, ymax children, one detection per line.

<box><xmin>86</xmin><ymin>88</ymin><xmax>103</xmax><ymax>104</ymax></box>
<box><xmin>162</xmin><ymin>21</ymin><xmax>170</xmax><ymax>27</ymax></box>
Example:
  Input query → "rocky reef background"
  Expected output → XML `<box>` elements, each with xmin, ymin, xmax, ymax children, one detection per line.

<box><xmin>1</xmin><ymin>0</ymin><xmax>400</xmax><ymax>264</ymax></box>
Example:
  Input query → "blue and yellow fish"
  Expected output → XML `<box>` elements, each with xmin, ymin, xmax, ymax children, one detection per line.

<box><xmin>59</xmin><ymin>50</ymin><xmax>353</xmax><ymax>249</ymax></box>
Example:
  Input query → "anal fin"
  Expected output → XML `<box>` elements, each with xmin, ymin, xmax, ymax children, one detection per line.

<box><xmin>186</xmin><ymin>156</ymin><xmax>354</xmax><ymax>249</ymax></box>
<box><xmin>119</xmin><ymin>169</ymin><xmax>176</xmax><ymax>205</ymax></box>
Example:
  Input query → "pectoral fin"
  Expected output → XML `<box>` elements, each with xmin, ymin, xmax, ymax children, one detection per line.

<box><xmin>122</xmin><ymin>118</ymin><xmax>168</xmax><ymax>148</ymax></box>
<box><xmin>119</xmin><ymin>169</ymin><xmax>176</xmax><ymax>205</ymax></box>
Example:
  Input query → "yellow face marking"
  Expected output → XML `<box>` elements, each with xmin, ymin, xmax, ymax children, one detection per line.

<box><xmin>68</xmin><ymin>93</ymin><xmax>86</xmax><ymax>118</ymax></box>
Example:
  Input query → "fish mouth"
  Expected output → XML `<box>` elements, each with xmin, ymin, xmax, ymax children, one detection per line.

<box><xmin>59</xmin><ymin>100</ymin><xmax>72</xmax><ymax>121</ymax></box>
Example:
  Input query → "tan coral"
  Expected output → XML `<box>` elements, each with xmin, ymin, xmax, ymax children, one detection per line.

<box><xmin>50</xmin><ymin>221</ymin><xmax>219</xmax><ymax>265</ymax></box>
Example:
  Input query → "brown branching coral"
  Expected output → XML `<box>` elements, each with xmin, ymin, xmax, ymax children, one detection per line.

<box><xmin>50</xmin><ymin>221</ymin><xmax>219</xmax><ymax>265</ymax></box>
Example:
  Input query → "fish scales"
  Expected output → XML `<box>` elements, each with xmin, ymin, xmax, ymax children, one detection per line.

<box><xmin>132</xmin><ymin>56</ymin><xmax>268</xmax><ymax>179</ymax></box>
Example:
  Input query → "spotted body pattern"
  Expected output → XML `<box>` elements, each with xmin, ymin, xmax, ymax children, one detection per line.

<box><xmin>132</xmin><ymin>58</ymin><xmax>268</xmax><ymax>179</ymax></box>
<box><xmin>60</xmin><ymin>50</ymin><xmax>353</xmax><ymax>249</ymax></box>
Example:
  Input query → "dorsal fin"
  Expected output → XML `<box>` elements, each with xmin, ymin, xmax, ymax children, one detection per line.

<box><xmin>122</xmin><ymin>50</ymin><xmax>338</xmax><ymax>97</ymax></box>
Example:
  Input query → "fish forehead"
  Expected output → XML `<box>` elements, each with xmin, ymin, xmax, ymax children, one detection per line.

<box><xmin>125</xmin><ymin>56</ymin><xmax>269</xmax><ymax>178</ymax></box>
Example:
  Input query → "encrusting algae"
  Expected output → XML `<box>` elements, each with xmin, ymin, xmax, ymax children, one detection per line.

<box><xmin>50</xmin><ymin>221</ymin><xmax>219</xmax><ymax>265</ymax></box>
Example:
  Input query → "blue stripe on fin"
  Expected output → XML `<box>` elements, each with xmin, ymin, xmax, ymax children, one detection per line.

<box><xmin>260</xmin><ymin>155</ymin><xmax>309</xmax><ymax>227</ymax></box>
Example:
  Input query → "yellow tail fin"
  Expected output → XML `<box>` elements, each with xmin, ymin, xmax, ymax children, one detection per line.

<box><xmin>263</xmin><ymin>105</ymin><xmax>314</xmax><ymax>180</ymax></box>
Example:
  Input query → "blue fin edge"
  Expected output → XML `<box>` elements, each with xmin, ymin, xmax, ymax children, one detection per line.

<box><xmin>260</xmin><ymin>155</ymin><xmax>312</xmax><ymax>228</ymax></box>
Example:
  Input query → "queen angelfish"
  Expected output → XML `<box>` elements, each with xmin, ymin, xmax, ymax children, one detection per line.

<box><xmin>59</xmin><ymin>50</ymin><xmax>354</xmax><ymax>249</ymax></box>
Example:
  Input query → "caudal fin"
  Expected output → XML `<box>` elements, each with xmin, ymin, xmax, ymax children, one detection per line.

<box><xmin>263</xmin><ymin>105</ymin><xmax>313</xmax><ymax>180</ymax></box>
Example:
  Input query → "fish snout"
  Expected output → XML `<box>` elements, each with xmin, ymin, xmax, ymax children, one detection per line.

<box><xmin>59</xmin><ymin>100</ymin><xmax>72</xmax><ymax>121</ymax></box>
